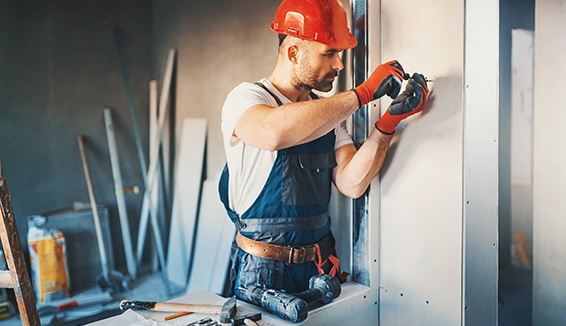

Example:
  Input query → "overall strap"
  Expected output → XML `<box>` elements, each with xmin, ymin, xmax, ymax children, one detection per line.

<box><xmin>255</xmin><ymin>81</ymin><xmax>319</xmax><ymax>106</ymax></box>
<box><xmin>255</xmin><ymin>82</ymin><xmax>283</xmax><ymax>106</ymax></box>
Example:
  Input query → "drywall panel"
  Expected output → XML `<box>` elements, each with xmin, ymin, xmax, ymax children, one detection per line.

<box><xmin>185</xmin><ymin>172</ymin><xmax>233</xmax><ymax>296</ymax></box>
<box><xmin>533</xmin><ymin>0</ymin><xmax>566</xmax><ymax>324</ymax></box>
<box><xmin>379</xmin><ymin>1</ymin><xmax>499</xmax><ymax>324</ymax></box>
<box><xmin>462</xmin><ymin>1</ymin><xmax>499</xmax><ymax>324</ymax></box>
<box><xmin>166</xmin><ymin>118</ymin><xmax>207</xmax><ymax>291</ymax></box>
<box><xmin>378</xmin><ymin>0</ymin><xmax>464</xmax><ymax>324</ymax></box>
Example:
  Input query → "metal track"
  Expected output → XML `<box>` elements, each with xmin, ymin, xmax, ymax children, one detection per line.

<box><xmin>350</xmin><ymin>0</ymin><xmax>371</xmax><ymax>287</ymax></box>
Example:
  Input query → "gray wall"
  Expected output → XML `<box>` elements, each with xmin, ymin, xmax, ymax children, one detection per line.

<box><xmin>151</xmin><ymin>0</ymin><xmax>281</xmax><ymax>178</ymax></box>
<box><xmin>0</xmin><ymin>0</ymin><xmax>292</xmax><ymax>274</ymax></box>
<box><xmin>0</xmin><ymin>0</ymin><xmax>152</xmax><ymax>270</ymax></box>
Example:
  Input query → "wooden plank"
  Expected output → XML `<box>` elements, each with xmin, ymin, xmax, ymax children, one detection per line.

<box><xmin>135</xmin><ymin>81</ymin><xmax>155</xmax><ymax>265</ymax></box>
<box><xmin>148</xmin><ymin>79</ymin><xmax>162</xmax><ymax>272</ymax></box>
<box><xmin>185</xmin><ymin>173</ymin><xmax>233</xmax><ymax>295</ymax></box>
<box><xmin>136</xmin><ymin>50</ymin><xmax>176</xmax><ymax>270</ymax></box>
<box><xmin>103</xmin><ymin>107</ymin><xmax>137</xmax><ymax>279</ymax></box>
<box><xmin>0</xmin><ymin>162</ymin><xmax>41</xmax><ymax>325</ymax></box>
<box><xmin>136</xmin><ymin>79</ymin><xmax>163</xmax><ymax>272</ymax></box>
<box><xmin>166</xmin><ymin>118</ymin><xmax>207</xmax><ymax>290</ymax></box>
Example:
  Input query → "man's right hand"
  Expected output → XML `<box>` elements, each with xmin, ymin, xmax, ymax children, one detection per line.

<box><xmin>353</xmin><ymin>60</ymin><xmax>406</xmax><ymax>107</ymax></box>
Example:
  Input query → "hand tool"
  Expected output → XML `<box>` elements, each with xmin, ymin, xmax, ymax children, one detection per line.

<box><xmin>294</xmin><ymin>274</ymin><xmax>341</xmax><ymax>305</ymax></box>
<box><xmin>402</xmin><ymin>72</ymin><xmax>433</xmax><ymax>83</ymax></box>
<box><xmin>119</xmin><ymin>296</ymin><xmax>236</xmax><ymax>323</ymax></box>
<box><xmin>244</xmin><ymin>286</ymin><xmax>308</xmax><ymax>323</ymax></box>
<box><xmin>231</xmin><ymin>312</ymin><xmax>262</xmax><ymax>326</ymax></box>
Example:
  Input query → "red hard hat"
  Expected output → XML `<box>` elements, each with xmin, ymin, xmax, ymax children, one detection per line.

<box><xmin>270</xmin><ymin>0</ymin><xmax>358</xmax><ymax>50</ymax></box>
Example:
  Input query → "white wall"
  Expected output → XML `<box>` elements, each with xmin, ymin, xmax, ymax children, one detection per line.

<box><xmin>378</xmin><ymin>0</ymin><xmax>498</xmax><ymax>325</ymax></box>
<box><xmin>378</xmin><ymin>0</ymin><xmax>464</xmax><ymax>324</ymax></box>
<box><xmin>533</xmin><ymin>0</ymin><xmax>566</xmax><ymax>324</ymax></box>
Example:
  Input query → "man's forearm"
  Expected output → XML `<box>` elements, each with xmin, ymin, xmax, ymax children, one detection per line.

<box><xmin>235</xmin><ymin>91</ymin><xmax>360</xmax><ymax>151</ymax></box>
<box><xmin>334</xmin><ymin>129</ymin><xmax>392</xmax><ymax>198</ymax></box>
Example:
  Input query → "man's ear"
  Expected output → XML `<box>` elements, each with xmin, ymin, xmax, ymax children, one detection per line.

<box><xmin>287</xmin><ymin>45</ymin><xmax>299</xmax><ymax>64</ymax></box>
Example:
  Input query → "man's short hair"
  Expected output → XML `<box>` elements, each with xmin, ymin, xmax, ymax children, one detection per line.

<box><xmin>278</xmin><ymin>33</ymin><xmax>287</xmax><ymax>46</ymax></box>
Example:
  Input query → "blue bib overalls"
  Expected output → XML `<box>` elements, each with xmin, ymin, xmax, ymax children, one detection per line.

<box><xmin>219</xmin><ymin>84</ymin><xmax>340</xmax><ymax>302</ymax></box>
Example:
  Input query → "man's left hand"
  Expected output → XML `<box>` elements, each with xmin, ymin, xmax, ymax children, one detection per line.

<box><xmin>375</xmin><ymin>73</ymin><xmax>429</xmax><ymax>135</ymax></box>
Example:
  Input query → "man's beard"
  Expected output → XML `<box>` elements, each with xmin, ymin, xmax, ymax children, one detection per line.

<box><xmin>295</xmin><ymin>57</ymin><xmax>338</xmax><ymax>92</ymax></box>
<box><xmin>300</xmin><ymin>71</ymin><xmax>337</xmax><ymax>93</ymax></box>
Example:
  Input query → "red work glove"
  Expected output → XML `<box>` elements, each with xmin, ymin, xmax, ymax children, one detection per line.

<box><xmin>353</xmin><ymin>60</ymin><xmax>406</xmax><ymax>107</ymax></box>
<box><xmin>375</xmin><ymin>73</ymin><xmax>429</xmax><ymax>135</ymax></box>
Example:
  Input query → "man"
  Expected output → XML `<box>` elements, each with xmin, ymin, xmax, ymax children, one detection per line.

<box><xmin>219</xmin><ymin>0</ymin><xmax>429</xmax><ymax>303</ymax></box>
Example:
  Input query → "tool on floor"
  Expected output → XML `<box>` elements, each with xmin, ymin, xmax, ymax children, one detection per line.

<box><xmin>231</xmin><ymin>312</ymin><xmax>262</xmax><ymax>326</ymax></box>
<box><xmin>0</xmin><ymin>162</ymin><xmax>41</xmax><ymax>326</ymax></box>
<box><xmin>119</xmin><ymin>296</ymin><xmax>237</xmax><ymax>323</ymax></box>
<box><xmin>77</xmin><ymin>135</ymin><xmax>129</xmax><ymax>294</ymax></box>
<box><xmin>244</xmin><ymin>286</ymin><xmax>308</xmax><ymax>323</ymax></box>
<box><xmin>294</xmin><ymin>274</ymin><xmax>341</xmax><ymax>305</ymax></box>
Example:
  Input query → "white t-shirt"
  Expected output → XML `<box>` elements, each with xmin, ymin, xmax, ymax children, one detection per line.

<box><xmin>221</xmin><ymin>78</ymin><xmax>353</xmax><ymax>215</ymax></box>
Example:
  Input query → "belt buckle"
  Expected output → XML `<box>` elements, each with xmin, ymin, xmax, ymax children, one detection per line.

<box><xmin>287</xmin><ymin>245</ymin><xmax>306</xmax><ymax>266</ymax></box>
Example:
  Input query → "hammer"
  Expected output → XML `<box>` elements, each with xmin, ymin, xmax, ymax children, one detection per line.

<box><xmin>231</xmin><ymin>312</ymin><xmax>262</xmax><ymax>326</ymax></box>
<box><xmin>120</xmin><ymin>296</ymin><xmax>236</xmax><ymax>323</ymax></box>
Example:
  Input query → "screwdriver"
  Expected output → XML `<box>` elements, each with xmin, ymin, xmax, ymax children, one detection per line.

<box><xmin>403</xmin><ymin>72</ymin><xmax>433</xmax><ymax>82</ymax></box>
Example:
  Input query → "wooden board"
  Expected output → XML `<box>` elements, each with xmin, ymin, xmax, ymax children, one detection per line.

<box><xmin>166</xmin><ymin>118</ymin><xmax>207</xmax><ymax>290</ymax></box>
<box><xmin>185</xmin><ymin>173</ymin><xmax>233</xmax><ymax>295</ymax></box>
<box><xmin>0</xmin><ymin>163</ymin><xmax>41</xmax><ymax>325</ymax></box>
<box><xmin>103</xmin><ymin>108</ymin><xmax>136</xmax><ymax>279</ymax></box>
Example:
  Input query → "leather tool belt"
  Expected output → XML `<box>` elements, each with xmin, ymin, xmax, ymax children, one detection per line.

<box><xmin>236</xmin><ymin>231</ymin><xmax>332</xmax><ymax>266</ymax></box>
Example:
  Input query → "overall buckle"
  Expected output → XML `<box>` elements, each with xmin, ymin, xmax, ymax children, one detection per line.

<box><xmin>287</xmin><ymin>245</ymin><xmax>306</xmax><ymax>265</ymax></box>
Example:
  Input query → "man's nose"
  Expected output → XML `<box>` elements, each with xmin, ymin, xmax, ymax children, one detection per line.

<box><xmin>333</xmin><ymin>54</ymin><xmax>344</xmax><ymax>71</ymax></box>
